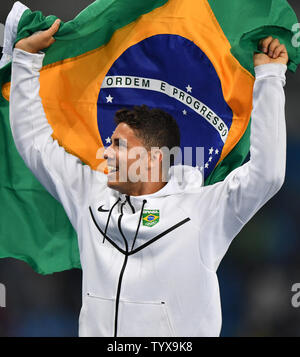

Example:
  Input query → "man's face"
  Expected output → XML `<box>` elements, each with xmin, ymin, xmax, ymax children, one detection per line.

<box><xmin>103</xmin><ymin>123</ymin><xmax>156</xmax><ymax>194</ymax></box>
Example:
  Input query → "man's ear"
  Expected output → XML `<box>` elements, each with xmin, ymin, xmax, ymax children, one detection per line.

<box><xmin>150</xmin><ymin>148</ymin><xmax>163</xmax><ymax>163</ymax></box>
<box><xmin>148</xmin><ymin>148</ymin><xmax>163</xmax><ymax>182</ymax></box>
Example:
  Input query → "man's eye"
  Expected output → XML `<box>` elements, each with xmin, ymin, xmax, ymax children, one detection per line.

<box><xmin>119</xmin><ymin>140</ymin><xmax>127</xmax><ymax>147</ymax></box>
<box><xmin>112</xmin><ymin>139</ymin><xmax>127</xmax><ymax>148</ymax></box>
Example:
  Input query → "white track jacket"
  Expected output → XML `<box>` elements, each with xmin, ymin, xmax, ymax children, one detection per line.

<box><xmin>9</xmin><ymin>48</ymin><xmax>287</xmax><ymax>337</ymax></box>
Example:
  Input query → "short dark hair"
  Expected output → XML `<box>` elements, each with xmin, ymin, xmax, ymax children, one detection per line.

<box><xmin>114</xmin><ymin>105</ymin><xmax>180</xmax><ymax>151</ymax></box>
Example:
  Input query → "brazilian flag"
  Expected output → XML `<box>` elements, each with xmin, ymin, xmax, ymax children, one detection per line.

<box><xmin>0</xmin><ymin>0</ymin><xmax>299</xmax><ymax>274</ymax></box>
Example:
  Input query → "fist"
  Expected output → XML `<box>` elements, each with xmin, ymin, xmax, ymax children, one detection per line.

<box><xmin>15</xmin><ymin>19</ymin><xmax>61</xmax><ymax>54</ymax></box>
<box><xmin>253</xmin><ymin>36</ymin><xmax>289</xmax><ymax>67</ymax></box>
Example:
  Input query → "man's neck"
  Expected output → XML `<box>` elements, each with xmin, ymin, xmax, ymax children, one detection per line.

<box><xmin>121</xmin><ymin>181</ymin><xmax>168</xmax><ymax>197</ymax></box>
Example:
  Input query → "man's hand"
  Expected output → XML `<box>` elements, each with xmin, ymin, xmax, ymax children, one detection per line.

<box><xmin>253</xmin><ymin>36</ymin><xmax>289</xmax><ymax>67</ymax></box>
<box><xmin>15</xmin><ymin>19</ymin><xmax>61</xmax><ymax>54</ymax></box>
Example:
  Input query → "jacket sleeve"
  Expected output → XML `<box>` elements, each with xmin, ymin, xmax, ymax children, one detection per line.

<box><xmin>197</xmin><ymin>62</ymin><xmax>287</xmax><ymax>271</ymax></box>
<box><xmin>9</xmin><ymin>48</ymin><xmax>107</xmax><ymax>229</ymax></box>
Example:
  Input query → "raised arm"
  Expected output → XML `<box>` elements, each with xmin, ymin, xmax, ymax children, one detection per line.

<box><xmin>9</xmin><ymin>20</ymin><xmax>106</xmax><ymax>229</ymax></box>
<box><xmin>194</xmin><ymin>37</ymin><xmax>289</xmax><ymax>271</ymax></box>
<box><xmin>224</xmin><ymin>37</ymin><xmax>288</xmax><ymax>223</ymax></box>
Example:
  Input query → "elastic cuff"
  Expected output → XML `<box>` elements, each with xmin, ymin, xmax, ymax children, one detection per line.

<box><xmin>254</xmin><ymin>63</ymin><xmax>287</xmax><ymax>80</ymax></box>
<box><xmin>12</xmin><ymin>48</ymin><xmax>45</xmax><ymax>71</ymax></box>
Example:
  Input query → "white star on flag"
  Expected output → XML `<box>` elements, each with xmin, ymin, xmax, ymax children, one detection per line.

<box><xmin>186</xmin><ymin>85</ymin><xmax>192</xmax><ymax>93</ymax></box>
<box><xmin>105</xmin><ymin>137</ymin><xmax>111</xmax><ymax>144</ymax></box>
<box><xmin>183</xmin><ymin>110</ymin><xmax>187</xmax><ymax>116</ymax></box>
<box><xmin>199</xmin><ymin>166</ymin><xmax>204</xmax><ymax>171</ymax></box>
<box><xmin>208</xmin><ymin>156</ymin><xmax>213</xmax><ymax>162</ymax></box>
<box><xmin>209</xmin><ymin>147</ymin><xmax>214</xmax><ymax>155</ymax></box>
<box><xmin>205</xmin><ymin>163</ymin><xmax>209</xmax><ymax>169</ymax></box>
<box><xmin>106</xmin><ymin>94</ymin><xmax>114</xmax><ymax>103</ymax></box>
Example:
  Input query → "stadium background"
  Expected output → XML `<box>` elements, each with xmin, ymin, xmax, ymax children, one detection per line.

<box><xmin>0</xmin><ymin>0</ymin><xmax>299</xmax><ymax>337</ymax></box>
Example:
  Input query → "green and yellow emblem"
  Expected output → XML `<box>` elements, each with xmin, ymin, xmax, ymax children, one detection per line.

<box><xmin>142</xmin><ymin>209</ymin><xmax>160</xmax><ymax>227</ymax></box>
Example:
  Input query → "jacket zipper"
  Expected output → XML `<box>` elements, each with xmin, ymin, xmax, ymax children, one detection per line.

<box><xmin>114</xmin><ymin>202</ymin><xmax>129</xmax><ymax>337</ymax></box>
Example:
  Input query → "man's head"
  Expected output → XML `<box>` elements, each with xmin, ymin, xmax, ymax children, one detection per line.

<box><xmin>103</xmin><ymin>105</ymin><xmax>180</xmax><ymax>196</ymax></box>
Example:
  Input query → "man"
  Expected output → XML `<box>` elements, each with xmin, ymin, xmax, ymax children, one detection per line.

<box><xmin>9</xmin><ymin>19</ymin><xmax>288</xmax><ymax>337</ymax></box>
